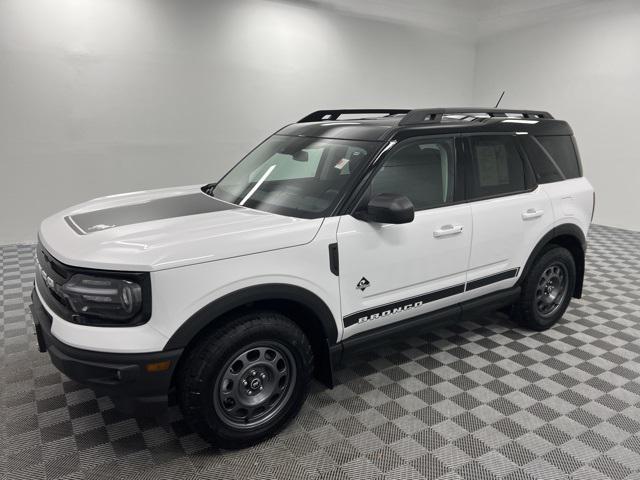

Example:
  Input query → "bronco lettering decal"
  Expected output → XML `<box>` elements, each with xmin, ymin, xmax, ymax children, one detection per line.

<box><xmin>342</xmin><ymin>267</ymin><xmax>521</xmax><ymax>328</ymax></box>
<box><xmin>343</xmin><ymin>284</ymin><xmax>465</xmax><ymax>328</ymax></box>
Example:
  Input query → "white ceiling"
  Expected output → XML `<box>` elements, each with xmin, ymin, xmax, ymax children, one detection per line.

<box><xmin>308</xmin><ymin>0</ymin><xmax>619</xmax><ymax>39</ymax></box>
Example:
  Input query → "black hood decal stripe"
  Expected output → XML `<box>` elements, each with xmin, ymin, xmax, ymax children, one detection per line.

<box><xmin>66</xmin><ymin>193</ymin><xmax>240</xmax><ymax>235</ymax></box>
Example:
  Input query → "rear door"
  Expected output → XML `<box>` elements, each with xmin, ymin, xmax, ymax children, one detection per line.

<box><xmin>337</xmin><ymin>136</ymin><xmax>472</xmax><ymax>340</ymax></box>
<box><xmin>461</xmin><ymin>134</ymin><xmax>553</xmax><ymax>297</ymax></box>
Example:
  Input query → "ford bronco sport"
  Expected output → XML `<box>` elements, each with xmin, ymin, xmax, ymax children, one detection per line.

<box><xmin>30</xmin><ymin>108</ymin><xmax>594</xmax><ymax>448</ymax></box>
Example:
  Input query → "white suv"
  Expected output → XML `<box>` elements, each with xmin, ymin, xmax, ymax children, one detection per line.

<box><xmin>30</xmin><ymin>108</ymin><xmax>594</xmax><ymax>448</ymax></box>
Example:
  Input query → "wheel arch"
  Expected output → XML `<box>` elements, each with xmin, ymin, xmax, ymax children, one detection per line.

<box><xmin>164</xmin><ymin>283</ymin><xmax>339</xmax><ymax>388</ymax></box>
<box><xmin>519</xmin><ymin>223</ymin><xmax>587</xmax><ymax>298</ymax></box>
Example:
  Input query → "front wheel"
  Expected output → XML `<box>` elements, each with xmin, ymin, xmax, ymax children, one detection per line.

<box><xmin>514</xmin><ymin>245</ymin><xmax>576</xmax><ymax>331</ymax></box>
<box><xmin>178</xmin><ymin>311</ymin><xmax>313</xmax><ymax>448</ymax></box>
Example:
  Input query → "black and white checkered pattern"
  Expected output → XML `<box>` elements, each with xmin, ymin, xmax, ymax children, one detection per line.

<box><xmin>2</xmin><ymin>224</ymin><xmax>640</xmax><ymax>480</ymax></box>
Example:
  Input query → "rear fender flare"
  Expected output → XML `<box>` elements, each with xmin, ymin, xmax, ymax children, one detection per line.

<box><xmin>518</xmin><ymin>223</ymin><xmax>587</xmax><ymax>298</ymax></box>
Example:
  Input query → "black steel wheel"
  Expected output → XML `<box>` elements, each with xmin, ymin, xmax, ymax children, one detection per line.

<box><xmin>515</xmin><ymin>245</ymin><xmax>576</xmax><ymax>331</ymax></box>
<box><xmin>214</xmin><ymin>342</ymin><xmax>296</xmax><ymax>429</ymax></box>
<box><xmin>535</xmin><ymin>262</ymin><xmax>569</xmax><ymax>317</ymax></box>
<box><xmin>178</xmin><ymin>311</ymin><xmax>313</xmax><ymax>448</ymax></box>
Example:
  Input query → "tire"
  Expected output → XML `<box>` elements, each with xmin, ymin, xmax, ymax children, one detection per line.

<box><xmin>177</xmin><ymin>310</ymin><xmax>313</xmax><ymax>448</ymax></box>
<box><xmin>514</xmin><ymin>245</ymin><xmax>576</xmax><ymax>331</ymax></box>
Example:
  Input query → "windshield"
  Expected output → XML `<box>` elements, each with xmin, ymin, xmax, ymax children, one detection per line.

<box><xmin>211</xmin><ymin>135</ymin><xmax>382</xmax><ymax>218</ymax></box>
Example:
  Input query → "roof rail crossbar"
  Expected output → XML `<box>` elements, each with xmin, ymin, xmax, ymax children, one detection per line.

<box><xmin>298</xmin><ymin>109</ymin><xmax>410</xmax><ymax>123</ymax></box>
<box><xmin>398</xmin><ymin>108</ymin><xmax>554</xmax><ymax>125</ymax></box>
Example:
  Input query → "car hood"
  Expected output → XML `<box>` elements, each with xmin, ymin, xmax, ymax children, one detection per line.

<box><xmin>39</xmin><ymin>185</ymin><xmax>324</xmax><ymax>271</ymax></box>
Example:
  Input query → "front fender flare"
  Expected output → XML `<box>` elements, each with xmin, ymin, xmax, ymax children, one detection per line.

<box><xmin>163</xmin><ymin>283</ymin><xmax>338</xmax><ymax>351</ymax></box>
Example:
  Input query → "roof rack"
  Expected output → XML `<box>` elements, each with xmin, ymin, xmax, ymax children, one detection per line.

<box><xmin>298</xmin><ymin>109</ymin><xmax>410</xmax><ymax>123</ymax></box>
<box><xmin>399</xmin><ymin>108</ymin><xmax>553</xmax><ymax>125</ymax></box>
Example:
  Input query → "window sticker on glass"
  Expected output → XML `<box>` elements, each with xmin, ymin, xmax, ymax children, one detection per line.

<box><xmin>334</xmin><ymin>158</ymin><xmax>350</xmax><ymax>170</ymax></box>
<box><xmin>476</xmin><ymin>144</ymin><xmax>510</xmax><ymax>186</ymax></box>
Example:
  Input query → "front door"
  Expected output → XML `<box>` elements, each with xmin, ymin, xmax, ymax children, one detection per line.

<box><xmin>337</xmin><ymin>136</ymin><xmax>472</xmax><ymax>340</ymax></box>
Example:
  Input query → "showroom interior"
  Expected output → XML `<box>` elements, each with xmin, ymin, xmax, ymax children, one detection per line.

<box><xmin>1</xmin><ymin>0</ymin><xmax>640</xmax><ymax>479</ymax></box>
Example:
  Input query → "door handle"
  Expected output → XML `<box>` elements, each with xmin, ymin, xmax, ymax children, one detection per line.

<box><xmin>522</xmin><ymin>208</ymin><xmax>544</xmax><ymax>220</ymax></box>
<box><xmin>433</xmin><ymin>224</ymin><xmax>464</xmax><ymax>238</ymax></box>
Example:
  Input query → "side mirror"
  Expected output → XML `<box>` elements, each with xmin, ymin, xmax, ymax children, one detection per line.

<box><xmin>354</xmin><ymin>193</ymin><xmax>415</xmax><ymax>224</ymax></box>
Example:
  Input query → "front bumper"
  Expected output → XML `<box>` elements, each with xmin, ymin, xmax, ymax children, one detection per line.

<box><xmin>30</xmin><ymin>288</ymin><xmax>183</xmax><ymax>416</ymax></box>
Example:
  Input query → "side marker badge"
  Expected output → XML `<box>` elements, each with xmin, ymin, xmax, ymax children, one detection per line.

<box><xmin>356</xmin><ymin>277</ymin><xmax>370</xmax><ymax>291</ymax></box>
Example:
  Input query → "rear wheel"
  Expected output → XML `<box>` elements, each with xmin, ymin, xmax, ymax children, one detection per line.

<box><xmin>514</xmin><ymin>245</ymin><xmax>576</xmax><ymax>331</ymax></box>
<box><xmin>178</xmin><ymin>311</ymin><xmax>313</xmax><ymax>448</ymax></box>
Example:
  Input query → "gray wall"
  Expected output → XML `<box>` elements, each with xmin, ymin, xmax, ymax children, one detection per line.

<box><xmin>473</xmin><ymin>1</ymin><xmax>640</xmax><ymax>231</ymax></box>
<box><xmin>5</xmin><ymin>0</ymin><xmax>637</xmax><ymax>244</ymax></box>
<box><xmin>0</xmin><ymin>0</ymin><xmax>476</xmax><ymax>245</ymax></box>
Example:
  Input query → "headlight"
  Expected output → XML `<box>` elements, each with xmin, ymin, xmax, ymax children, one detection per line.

<box><xmin>61</xmin><ymin>274</ymin><xmax>143</xmax><ymax>322</ymax></box>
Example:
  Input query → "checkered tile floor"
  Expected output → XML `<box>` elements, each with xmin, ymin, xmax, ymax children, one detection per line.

<box><xmin>2</xmin><ymin>224</ymin><xmax>640</xmax><ymax>480</ymax></box>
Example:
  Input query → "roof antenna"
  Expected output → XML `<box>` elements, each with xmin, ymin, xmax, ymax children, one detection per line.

<box><xmin>495</xmin><ymin>91</ymin><xmax>505</xmax><ymax>108</ymax></box>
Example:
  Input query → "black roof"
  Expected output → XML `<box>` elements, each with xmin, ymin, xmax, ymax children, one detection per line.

<box><xmin>277</xmin><ymin>108</ymin><xmax>573</xmax><ymax>141</ymax></box>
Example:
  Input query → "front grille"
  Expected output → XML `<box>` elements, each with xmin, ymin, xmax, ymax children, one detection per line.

<box><xmin>35</xmin><ymin>242</ymin><xmax>73</xmax><ymax>315</ymax></box>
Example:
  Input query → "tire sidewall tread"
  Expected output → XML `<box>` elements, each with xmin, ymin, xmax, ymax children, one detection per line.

<box><xmin>177</xmin><ymin>310</ymin><xmax>313</xmax><ymax>449</ymax></box>
<box><xmin>515</xmin><ymin>244</ymin><xmax>576</xmax><ymax>331</ymax></box>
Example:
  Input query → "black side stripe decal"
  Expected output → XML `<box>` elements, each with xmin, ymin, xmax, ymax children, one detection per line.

<box><xmin>343</xmin><ymin>283</ymin><xmax>465</xmax><ymax>328</ymax></box>
<box><xmin>466</xmin><ymin>268</ymin><xmax>519</xmax><ymax>291</ymax></box>
<box><xmin>342</xmin><ymin>267</ymin><xmax>520</xmax><ymax>328</ymax></box>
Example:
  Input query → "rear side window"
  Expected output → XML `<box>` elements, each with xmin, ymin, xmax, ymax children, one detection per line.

<box><xmin>536</xmin><ymin>135</ymin><xmax>581</xmax><ymax>180</ymax></box>
<box><xmin>466</xmin><ymin>136</ymin><xmax>526</xmax><ymax>199</ymax></box>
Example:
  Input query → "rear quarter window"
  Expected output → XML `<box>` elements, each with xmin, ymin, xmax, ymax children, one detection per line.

<box><xmin>535</xmin><ymin>135</ymin><xmax>582</xmax><ymax>180</ymax></box>
<box><xmin>520</xmin><ymin>136</ymin><xmax>564</xmax><ymax>183</ymax></box>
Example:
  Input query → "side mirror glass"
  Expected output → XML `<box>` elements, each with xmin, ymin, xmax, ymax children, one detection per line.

<box><xmin>354</xmin><ymin>193</ymin><xmax>415</xmax><ymax>224</ymax></box>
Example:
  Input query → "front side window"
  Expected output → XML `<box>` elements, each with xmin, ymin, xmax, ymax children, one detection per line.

<box><xmin>211</xmin><ymin>135</ymin><xmax>381</xmax><ymax>218</ymax></box>
<box><xmin>363</xmin><ymin>137</ymin><xmax>455</xmax><ymax>211</ymax></box>
<box><xmin>466</xmin><ymin>135</ymin><xmax>526</xmax><ymax>199</ymax></box>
